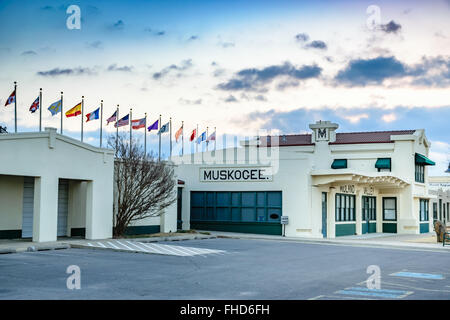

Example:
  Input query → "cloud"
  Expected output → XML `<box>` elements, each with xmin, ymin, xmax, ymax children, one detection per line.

<box><xmin>305</xmin><ymin>40</ymin><xmax>327</xmax><ymax>50</ymax></box>
<box><xmin>224</xmin><ymin>95</ymin><xmax>238</xmax><ymax>103</ymax></box>
<box><xmin>107</xmin><ymin>64</ymin><xmax>133</xmax><ymax>72</ymax></box>
<box><xmin>335</xmin><ymin>56</ymin><xmax>407</xmax><ymax>86</ymax></box>
<box><xmin>295</xmin><ymin>33</ymin><xmax>309</xmax><ymax>42</ymax></box>
<box><xmin>217</xmin><ymin>62</ymin><xmax>322</xmax><ymax>92</ymax></box>
<box><xmin>87</xmin><ymin>41</ymin><xmax>103</xmax><ymax>49</ymax></box>
<box><xmin>179</xmin><ymin>98</ymin><xmax>202</xmax><ymax>105</ymax></box>
<box><xmin>380</xmin><ymin>20</ymin><xmax>402</xmax><ymax>34</ymax></box>
<box><xmin>188</xmin><ymin>35</ymin><xmax>198</xmax><ymax>41</ymax></box>
<box><xmin>220</xmin><ymin>41</ymin><xmax>235</xmax><ymax>48</ymax></box>
<box><xmin>144</xmin><ymin>28</ymin><xmax>166</xmax><ymax>36</ymax></box>
<box><xmin>40</xmin><ymin>5</ymin><xmax>54</xmax><ymax>11</ymax></box>
<box><xmin>255</xmin><ymin>94</ymin><xmax>267</xmax><ymax>102</ymax></box>
<box><xmin>343</xmin><ymin>113</ymin><xmax>369</xmax><ymax>123</ymax></box>
<box><xmin>152</xmin><ymin>59</ymin><xmax>193</xmax><ymax>79</ymax></box>
<box><xmin>21</xmin><ymin>50</ymin><xmax>37</xmax><ymax>56</ymax></box>
<box><xmin>37</xmin><ymin>67</ymin><xmax>95</xmax><ymax>77</ymax></box>
<box><xmin>110</xmin><ymin>20</ymin><xmax>124</xmax><ymax>30</ymax></box>
<box><xmin>381</xmin><ymin>113</ymin><xmax>397</xmax><ymax>123</ymax></box>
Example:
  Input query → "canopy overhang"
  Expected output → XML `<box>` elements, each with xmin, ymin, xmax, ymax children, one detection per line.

<box><xmin>311</xmin><ymin>170</ymin><xmax>409</xmax><ymax>188</ymax></box>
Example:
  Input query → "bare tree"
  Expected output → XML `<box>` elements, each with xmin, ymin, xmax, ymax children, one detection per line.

<box><xmin>108</xmin><ymin>133</ymin><xmax>176</xmax><ymax>237</ymax></box>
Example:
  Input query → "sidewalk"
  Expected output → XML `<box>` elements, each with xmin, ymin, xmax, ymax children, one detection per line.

<box><xmin>202</xmin><ymin>231</ymin><xmax>450</xmax><ymax>252</ymax></box>
<box><xmin>0</xmin><ymin>234</ymin><xmax>216</xmax><ymax>255</ymax></box>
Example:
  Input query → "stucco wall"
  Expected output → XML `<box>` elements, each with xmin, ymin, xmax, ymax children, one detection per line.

<box><xmin>0</xmin><ymin>175</ymin><xmax>23</xmax><ymax>230</ymax></box>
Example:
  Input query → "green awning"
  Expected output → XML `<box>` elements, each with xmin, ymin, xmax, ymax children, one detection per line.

<box><xmin>331</xmin><ymin>159</ymin><xmax>347</xmax><ymax>169</ymax></box>
<box><xmin>415</xmin><ymin>153</ymin><xmax>435</xmax><ymax>166</ymax></box>
<box><xmin>375</xmin><ymin>158</ymin><xmax>391</xmax><ymax>169</ymax></box>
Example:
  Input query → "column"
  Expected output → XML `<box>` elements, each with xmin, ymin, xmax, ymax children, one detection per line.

<box><xmin>32</xmin><ymin>176</ymin><xmax>59</xmax><ymax>242</ymax></box>
<box><xmin>355</xmin><ymin>188</ymin><xmax>362</xmax><ymax>235</ymax></box>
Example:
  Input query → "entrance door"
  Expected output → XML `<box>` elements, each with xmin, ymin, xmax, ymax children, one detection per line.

<box><xmin>321</xmin><ymin>192</ymin><xmax>327</xmax><ymax>238</ymax></box>
<box><xmin>177</xmin><ymin>187</ymin><xmax>182</xmax><ymax>230</ymax></box>
<box><xmin>57</xmin><ymin>179</ymin><xmax>69</xmax><ymax>237</ymax></box>
<box><xmin>362</xmin><ymin>196</ymin><xmax>376</xmax><ymax>234</ymax></box>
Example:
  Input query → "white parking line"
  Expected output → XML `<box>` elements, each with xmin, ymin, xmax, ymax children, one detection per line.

<box><xmin>125</xmin><ymin>241</ymin><xmax>150</xmax><ymax>253</ymax></box>
<box><xmin>107</xmin><ymin>241</ymin><xmax>121</xmax><ymax>249</ymax></box>
<box><xmin>97</xmin><ymin>242</ymin><xmax>107</xmax><ymax>248</ymax></box>
<box><xmin>115</xmin><ymin>240</ymin><xmax>135</xmax><ymax>251</ymax></box>
<box><xmin>139</xmin><ymin>242</ymin><xmax>167</xmax><ymax>255</ymax></box>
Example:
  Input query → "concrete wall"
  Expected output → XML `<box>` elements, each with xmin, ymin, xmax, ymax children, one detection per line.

<box><xmin>0</xmin><ymin>175</ymin><xmax>23</xmax><ymax>231</ymax></box>
<box><xmin>0</xmin><ymin>128</ymin><xmax>114</xmax><ymax>242</ymax></box>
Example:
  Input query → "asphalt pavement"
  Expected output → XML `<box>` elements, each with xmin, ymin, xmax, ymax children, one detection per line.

<box><xmin>0</xmin><ymin>238</ymin><xmax>449</xmax><ymax>300</ymax></box>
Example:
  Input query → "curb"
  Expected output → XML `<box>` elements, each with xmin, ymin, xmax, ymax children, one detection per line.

<box><xmin>215</xmin><ymin>235</ymin><xmax>450</xmax><ymax>253</ymax></box>
<box><xmin>0</xmin><ymin>243</ymin><xmax>70</xmax><ymax>254</ymax></box>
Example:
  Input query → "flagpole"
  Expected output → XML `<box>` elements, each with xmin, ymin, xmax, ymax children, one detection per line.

<box><xmin>206</xmin><ymin>126</ymin><xmax>209</xmax><ymax>152</ymax></box>
<box><xmin>14</xmin><ymin>81</ymin><xmax>17</xmax><ymax>133</ymax></box>
<box><xmin>196</xmin><ymin>124</ymin><xmax>198</xmax><ymax>153</ymax></box>
<box><xmin>181</xmin><ymin>121</ymin><xmax>184</xmax><ymax>156</ymax></box>
<box><xmin>169</xmin><ymin>117</ymin><xmax>172</xmax><ymax>159</ymax></box>
<box><xmin>144</xmin><ymin>113</ymin><xmax>147</xmax><ymax>157</ymax></box>
<box><xmin>81</xmin><ymin>96</ymin><xmax>84</xmax><ymax>142</ymax></box>
<box><xmin>39</xmin><ymin>88</ymin><xmax>42</xmax><ymax>131</ymax></box>
<box><xmin>115</xmin><ymin>105</ymin><xmax>119</xmax><ymax>154</ymax></box>
<box><xmin>100</xmin><ymin>100</ymin><xmax>103</xmax><ymax>148</ymax></box>
<box><xmin>129</xmin><ymin>108</ymin><xmax>132</xmax><ymax>156</ymax></box>
<box><xmin>158</xmin><ymin>114</ymin><xmax>162</xmax><ymax>161</ymax></box>
<box><xmin>61</xmin><ymin>92</ymin><xmax>63</xmax><ymax>134</ymax></box>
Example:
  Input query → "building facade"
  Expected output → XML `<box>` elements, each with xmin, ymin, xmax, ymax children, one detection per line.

<box><xmin>173</xmin><ymin>121</ymin><xmax>436</xmax><ymax>238</ymax></box>
<box><xmin>429</xmin><ymin>176</ymin><xmax>450</xmax><ymax>226</ymax></box>
<box><xmin>0</xmin><ymin>128</ymin><xmax>114</xmax><ymax>242</ymax></box>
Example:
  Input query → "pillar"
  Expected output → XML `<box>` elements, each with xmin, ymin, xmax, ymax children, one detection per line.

<box><xmin>32</xmin><ymin>176</ymin><xmax>59</xmax><ymax>242</ymax></box>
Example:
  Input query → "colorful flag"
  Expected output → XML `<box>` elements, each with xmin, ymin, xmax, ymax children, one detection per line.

<box><xmin>65</xmin><ymin>102</ymin><xmax>82</xmax><ymax>117</ymax></box>
<box><xmin>175</xmin><ymin>126</ymin><xmax>183</xmax><ymax>142</ymax></box>
<box><xmin>132</xmin><ymin>117</ymin><xmax>146</xmax><ymax>129</ymax></box>
<box><xmin>86</xmin><ymin>107</ymin><xmax>100</xmax><ymax>122</ymax></box>
<box><xmin>114</xmin><ymin>114</ymin><xmax>129</xmax><ymax>128</ymax></box>
<box><xmin>147</xmin><ymin>119</ymin><xmax>159</xmax><ymax>131</ymax></box>
<box><xmin>189</xmin><ymin>129</ymin><xmax>196</xmax><ymax>142</ymax></box>
<box><xmin>206</xmin><ymin>131</ymin><xmax>216</xmax><ymax>143</ymax></box>
<box><xmin>197</xmin><ymin>131</ymin><xmax>206</xmax><ymax>144</ymax></box>
<box><xmin>29</xmin><ymin>97</ymin><xmax>39</xmax><ymax>113</ymax></box>
<box><xmin>158</xmin><ymin>122</ymin><xmax>169</xmax><ymax>134</ymax></box>
<box><xmin>4</xmin><ymin>90</ymin><xmax>15</xmax><ymax>106</ymax></box>
<box><xmin>106</xmin><ymin>110</ymin><xmax>117</xmax><ymax>125</ymax></box>
<box><xmin>48</xmin><ymin>99</ymin><xmax>62</xmax><ymax>116</ymax></box>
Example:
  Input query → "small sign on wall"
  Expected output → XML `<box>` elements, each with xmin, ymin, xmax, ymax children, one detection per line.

<box><xmin>200</xmin><ymin>167</ymin><xmax>273</xmax><ymax>182</ymax></box>
<box><xmin>363</xmin><ymin>186</ymin><xmax>375</xmax><ymax>196</ymax></box>
<box><xmin>339</xmin><ymin>184</ymin><xmax>355</xmax><ymax>194</ymax></box>
<box><xmin>281</xmin><ymin>216</ymin><xmax>289</xmax><ymax>225</ymax></box>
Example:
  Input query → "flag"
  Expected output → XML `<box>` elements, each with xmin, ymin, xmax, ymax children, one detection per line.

<box><xmin>4</xmin><ymin>90</ymin><xmax>15</xmax><ymax>106</ymax></box>
<box><xmin>189</xmin><ymin>129</ymin><xmax>196</xmax><ymax>142</ymax></box>
<box><xmin>197</xmin><ymin>131</ymin><xmax>206</xmax><ymax>144</ymax></box>
<box><xmin>206</xmin><ymin>131</ymin><xmax>216</xmax><ymax>143</ymax></box>
<box><xmin>65</xmin><ymin>102</ymin><xmax>82</xmax><ymax>117</ymax></box>
<box><xmin>29</xmin><ymin>97</ymin><xmax>39</xmax><ymax>113</ymax></box>
<box><xmin>48</xmin><ymin>99</ymin><xmax>62</xmax><ymax>116</ymax></box>
<box><xmin>147</xmin><ymin>119</ymin><xmax>159</xmax><ymax>131</ymax></box>
<box><xmin>158</xmin><ymin>122</ymin><xmax>169</xmax><ymax>134</ymax></box>
<box><xmin>114</xmin><ymin>114</ymin><xmax>129</xmax><ymax>127</ymax></box>
<box><xmin>106</xmin><ymin>110</ymin><xmax>117</xmax><ymax>125</ymax></box>
<box><xmin>132</xmin><ymin>117</ymin><xmax>146</xmax><ymax>129</ymax></box>
<box><xmin>86</xmin><ymin>107</ymin><xmax>100</xmax><ymax>122</ymax></box>
<box><xmin>175</xmin><ymin>126</ymin><xmax>183</xmax><ymax>142</ymax></box>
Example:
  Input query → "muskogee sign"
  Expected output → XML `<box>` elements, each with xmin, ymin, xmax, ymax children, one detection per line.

<box><xmin>200</xmin><ymin>167</ymin><xmax>273</xmax><ymax>182</ymax></box>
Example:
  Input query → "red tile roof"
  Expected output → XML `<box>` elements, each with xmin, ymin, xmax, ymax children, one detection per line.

<box><xmin>331</xmin><ymin>130</ymin><xmax>416</xmax><ymax>145</ymax></box>
<box><xmin>259</xmin><ymin>130</ymin><xmax>415</xmax><ymax>147</ymax></box>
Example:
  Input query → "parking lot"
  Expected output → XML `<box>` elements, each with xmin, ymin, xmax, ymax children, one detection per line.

<box><xmin>1</xmin><ymin>238</ymin><xmax>449</xmax><ymax>300</ymax></box>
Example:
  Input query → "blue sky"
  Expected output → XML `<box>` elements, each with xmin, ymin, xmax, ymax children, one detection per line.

<box><xmin>0</xmin><ymin>0</ymin><xmax>449</xmax><ymax>174</ymax></box>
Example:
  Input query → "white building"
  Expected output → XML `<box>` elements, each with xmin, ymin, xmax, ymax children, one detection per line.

<box><xmin>429</xmin><ymin>176</ymin><xmax>450</xmax><ymax>225</ymax></box>
<box><xmin>173</xmin><ymin>120</ymin><xmax>436</xmax><ymax>238</ymax></box>
<box><xmin>0</xmin><ymin>128</ymin><xmax>114</xmax><ymax>242</ymax></box>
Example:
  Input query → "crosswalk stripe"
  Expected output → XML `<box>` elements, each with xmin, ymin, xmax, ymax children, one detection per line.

<box><xmin>179</xmin><ymin>246</ymin><xmax>210</xmax><ymax>255</ymax></box>
<box><xmin>115</xmin><ymin>240</ymin><xmax>135</xmax><ymax>251</ymax></box>
<box><xmin>157</xmin><ymin>244</ymin><xmax>192</xmax><ymax>256</ymax></box>
<box><xmin>153</xmin><ymin>243</ymin><xmax>186</xmax><ymax>256</ymax></box>
<box><xmin>97</xmin><ymin>242</ymin><xmax>107</xmax><ymax>248</ymax></box>
<box><xmin>126</xmin><ymin>241</ymin><xmax>150</xmax><ymax>253</ymax></box>
<box><xmin>107</xmin><ymin>241</ymin><xmax>121</xmax><ymax>249</ymax></box>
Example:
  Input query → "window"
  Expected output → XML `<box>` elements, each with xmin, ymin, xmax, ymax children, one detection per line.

<box><xmin>335</xmin><ymin>194</ymin><xmax>355</xmax><ymax>222</ymax></box>
<box><xmin>419</xmin><ymin>199</ymin><xmax>429</xmax><ymax>221</ymax></box>
<box><xmin>433</xmin><ymin>202</ymin><xmax>438</xmax><ymax>220</ymax></box>
<box><xmin>415</xmin><ymin>163</ymin><xmax>425</xmax><ymax>183</ymax></box>
<box><xmin>363</xmin><ymin>196</ymin><xmax>376</xmax><ymax>221</ymax></box>
<box><xmin>383</xmin><ymin>197</ymin><xmax>397</xmax><ymax>221</ymax></box>
<box><xmin>375</xmin><ymin>158</ymin><xmax>391</xmax><ymax>172</ymax></box>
